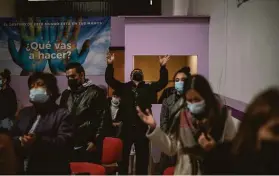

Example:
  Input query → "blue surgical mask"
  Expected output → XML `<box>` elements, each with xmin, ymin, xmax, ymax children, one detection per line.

<box><xmin>187</xmin><ymin>100</ymin><xmax>205</xmax><ymax>114</ymax></box>
<box><xmin>29</xmin><ymin>88</ymin><xmax>49</xmax><ymax>103</ymax></box>
<box><xmin>175</xmin><ymin>81</ymin><xmax>184</xmax><ymax>93</ymax></box>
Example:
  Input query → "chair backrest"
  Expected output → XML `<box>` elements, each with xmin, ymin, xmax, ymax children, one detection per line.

<box><xmin>163</xmin><ymin>166</ymin><xmax>175</xmax><ymax>175</ymax></box>
<box><xmin>102</xmin><ymin>137</ymin><xmax>123</xmax><ymax>164</ymax></box>
<box><xmin>70</xmin><ymin>162</ymin><xmax>105</xmax><ymax>175</ymax></box>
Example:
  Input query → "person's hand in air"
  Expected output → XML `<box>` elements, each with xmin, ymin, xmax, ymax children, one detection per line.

<box><xmin>198</xmin><ymin>133</ymin><xmax>216</xmax><ymax>152</ymax></box>
<box><xmin>136</xmin><ymin>106</ymin><xmax>156</xmax><ymax>129</ymax></box>
<box><xmin>47</xmin><ymin>17</ymin><xmax>90</xmax><ymax>75</ymax></box>
<box><xmin>7</xmin><ymin>17</ymin><xmax>48</xmax><ymax>75</ymax></box>
<box><xmin>107</xmin><ymin>52</ymin><xmax>115</xmax><ymax>64</ymax></box>
<box><xmin>159</xmin><ymin>55</ymin><xmax>171</xmax><ymax>66</ymax></box>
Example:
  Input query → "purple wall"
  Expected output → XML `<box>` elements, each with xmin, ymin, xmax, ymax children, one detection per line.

<box><xmin>111</xmin><ymin>17</ymin><xmax>125</xmax><ymax>47</ymax></box>
<box><xmin>124</xmin><ymin>17</ymin><xmax>209</xmax><ymax>82</ymax></box>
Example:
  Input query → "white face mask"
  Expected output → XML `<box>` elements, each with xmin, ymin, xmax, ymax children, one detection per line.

<box><xmin>29</xmin><ymin>88</ymin><xmax>49</xmax><ymax>103</ymax></box>
<box><xmin>111</xmin><ymin>97</ymin><xmax>120</xmax><ymax>106</ymax></box>
<box><xmin>187</xmin><ymin>100</ymin><xmax>205</xmax><ymax>114</ymax></box>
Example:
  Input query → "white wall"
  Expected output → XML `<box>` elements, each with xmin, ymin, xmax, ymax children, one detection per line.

<box><xmin>190</xmin><ymin>0</ymin><xmax>279</xmax><ymax>104</ymax></box>
<box><xmin>209</xmin><ymin>0</ymin><xmax>279</xmax><ymax>103</ymax></box>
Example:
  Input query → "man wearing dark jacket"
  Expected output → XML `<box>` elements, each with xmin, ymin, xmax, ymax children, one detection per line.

<box><xmin>106</xmin><ymin>53</ymin><xmax>170</xmax><ymax>175</ymax></box>
<box><xmin>60</xmin><ymin>62</ymin><xmax>110</xmax><ymax>164</ymax></box>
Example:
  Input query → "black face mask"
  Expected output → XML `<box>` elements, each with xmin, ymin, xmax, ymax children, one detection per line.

<box><xmin>68</xmin><ymin>79</ymin><xmax>81</xmax><ymax>90</ymax></box>
<box><xmin>132</xmin><ymin>72</ymin><xmax>143</xmax><ymax>82</ymax></box>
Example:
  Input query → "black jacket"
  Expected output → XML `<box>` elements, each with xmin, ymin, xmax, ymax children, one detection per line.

<box><xmin>158</xmin><ymin>87</ymin><xmax>176</xmax><ymax>104</ymax></box>
<box><xmin>0</xmin><ymin>86</ymin><xmax>17</xmax><ymax>120</ymax></box>
<box><xmin>60</xmin><ymin>82</ymin><xmax>110</xmax><ymax>147</ymax></box>
<box><xmin>105</xmin><ymin>64</ymin><xmax>168</xmax><ymax>134</ymax></box>
<box><xmin>160</xmin><ymin>92</ymin><xmax>180</xmax><ymax>132</ymax></box>
<box><xmin>11</xmin><ymin>104</ymin><xmax>73</xmax><ymax>174</ymax></box>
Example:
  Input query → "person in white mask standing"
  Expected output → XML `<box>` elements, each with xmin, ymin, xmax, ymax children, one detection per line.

<box><xmin>109</xmin><ymin>90</ymin><xmax>123</xmax><ymax>137</ymax></box>
<box><xmin>11</xmin><ymin>72</ymin><xmax>74</xmax><ymax>175</ymax></box>
<box><xmin>137</xmin><ymin>74</ymin><xmax>236</xmax><ymax>175</ymax></box>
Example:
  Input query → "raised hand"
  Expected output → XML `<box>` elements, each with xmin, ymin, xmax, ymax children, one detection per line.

<box><xmin>47</xmin><ymin>17</ymin><xmax>90</xmax><ymax>75</ymax></box>
<box><xmin>136</xmin><ymin>106</ymin><xmax>156</xmax><ymax>128</ymax></box>
<box><xmin>7</xmin><ymin>17</ymin><xmax>48</xmax><ymax>75</ymax></box>
<box><xmin>159</xmin><ymin>55</ymin><xmax>171</xmax><ymax>66</ymax></box>
<box><xmin>107</xmin><ymin>52</ymin><xmax>115</xmax><ymax>64</ymax></box>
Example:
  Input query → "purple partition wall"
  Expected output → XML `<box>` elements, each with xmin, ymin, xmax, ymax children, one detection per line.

<box><xmin>124</xmin><ymin>17</ymin><xmax>210</xmax><ymax>82</ymax></box>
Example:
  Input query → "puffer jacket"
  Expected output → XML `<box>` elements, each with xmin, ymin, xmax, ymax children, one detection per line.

<box><xmin>60</xmin><ymin>80</ymin><xmax>110</xmax><ymax>147</ymax></box>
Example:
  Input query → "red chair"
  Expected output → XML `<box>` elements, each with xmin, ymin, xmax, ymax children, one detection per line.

<box><xmin>101</xmin><ymin>137</ymin><xmax>123</xmax><ymax>174</ymax></box>
<box><xmin>70</xmin><ymin>162</ymin><xmax>105</xmax><ymax>175</ymax></box>
<box><xmin>163</xmin><ymin>166</ymin><xmax>175</xmax><ymax>175</ymax></box>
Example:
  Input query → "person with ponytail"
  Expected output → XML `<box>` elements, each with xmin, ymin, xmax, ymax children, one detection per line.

<box><xmin>0</xmin><ymin>69</ymin><xmax>17</xmax><ymax>132</ymax></box>
<box><xmin>156</xmin><ymin>66</ymin><xmax>191</xmax><ymax>174</ymax></box>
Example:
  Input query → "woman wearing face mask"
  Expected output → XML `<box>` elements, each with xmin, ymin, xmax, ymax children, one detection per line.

<box><xmin>203</xmin><ymin>88</ymin><xmax>279</xmax><ymax>174</ymax></box>
<box><xmin>137</xmin><ymin>74</ymin><xmax>236</xmax><ymax>175</ymax></box>
<box><xmin>158</xmin><ymin>66</ymin><xmax>191</xmax><ymax>104</ymax></box>
<box><xmin>0</xmin><ymin>69</ymin><xmax>17</xmax><ymax>133</ymax></box>
<box><xmin>11</xmin><ymin>72</ymin><xmax>74</xmax><ymax>174</ymax></box>
<box><xmin>156</xmin><ymin>66</ymin><xmax>191</xmax><ymax>174</ymax></box>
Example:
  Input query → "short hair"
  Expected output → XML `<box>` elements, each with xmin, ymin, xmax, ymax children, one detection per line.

<box><xmin>0</xmin><ymin>69</ymin><xmax>11</xmax><ymax>84</ymax></box>
<box><xmin>28</xmin><ymin>72</ymin><xmax>60</xmax><ymax>101</ymax></box>
<box><xmin>130</xmin><ymin>68</ymin><xmax>143</xmax><ymax>79</ymax></box>
<box><xmin>65</xmin><ymin>62</ymin><xmax>85</xmax><ymax>75</ymax></box>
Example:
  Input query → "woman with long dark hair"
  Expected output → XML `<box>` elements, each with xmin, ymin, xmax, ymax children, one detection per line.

<box><xmin>0</xmin><ymin>69</ymin><xmax>17</xmax><ymax>132</ymax></box>
<box><xmin>203</xmin><ymin>88</ymin><xmax>279</xmax><ymax>174</ymax></box>
<box><xmin>137</xmin><ymin>74</ymin><xmax>236</xmax><ymax>175</ymax></box>
<box><xmin>157</xmin><ymin>66</ymin><xmax>191</xmax><ymax>174</ymax></box>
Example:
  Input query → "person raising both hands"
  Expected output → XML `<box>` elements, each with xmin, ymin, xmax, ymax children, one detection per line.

<box><xmin>106</xmin><ymin>53</ymin><xmax>170</xmax><ymax>175</ymax></box>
